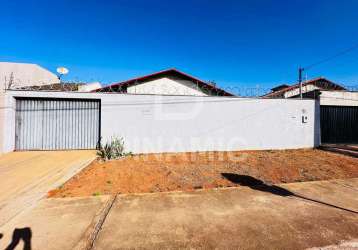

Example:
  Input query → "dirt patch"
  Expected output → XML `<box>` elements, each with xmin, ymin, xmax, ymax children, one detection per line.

<box><xmin>49</xmin><ymin>149</ymin><xmax>358</xmax><ymax>198</ymax></box>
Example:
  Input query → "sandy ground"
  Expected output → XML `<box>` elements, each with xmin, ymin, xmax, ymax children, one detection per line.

<box><xmin>49</xmin><ymin>149</ymin><xmax>358</xmax><ymax>197</ymax></box>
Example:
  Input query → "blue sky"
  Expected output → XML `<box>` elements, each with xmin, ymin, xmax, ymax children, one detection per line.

<box><xmin>1</xmin><ymin>0</ymin><xmax>358</xmax><ymax>89</ymax></box>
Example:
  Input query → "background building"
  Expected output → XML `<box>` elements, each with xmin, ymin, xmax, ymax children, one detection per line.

<box><xmin>0</xmin><ymin>62</ymin><xmax>60</xmax><ymax>91</ymax></box>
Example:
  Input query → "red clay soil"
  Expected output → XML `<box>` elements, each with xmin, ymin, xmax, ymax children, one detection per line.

<box><xmin>49</xmin><ymin>149</ymin><xmax>358</xmax><ymax>198</ymax></box>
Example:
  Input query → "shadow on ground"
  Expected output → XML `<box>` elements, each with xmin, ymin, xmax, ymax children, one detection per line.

<box><xmin>0</xmin><ymin>227</ymin><xmax>32</xmax><ymax>250</ymax></box>
<box><xmin>221</xmin><ymin>173</ymin><xmax>357</xmax><ymax>214</ymax></box>
<box><xmin>221</xmin><ymin>173</ymin><xmax>294</xmax><ymax>196</ymax></box>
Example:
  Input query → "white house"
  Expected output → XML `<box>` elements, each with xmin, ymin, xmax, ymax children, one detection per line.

<box><xmin>0</xmin><ymin>67</ymin><xmax>321</xmax><ymax>154</ymax></box>
<box><xmin>96</xmin><ymin>68</ymin><xmax>234</xmax><ymax>96</ymax></box>
<box><xmin>0</xmin><ymin>90</ymin><xmax>319</xmax><ymax>154</ymax></box>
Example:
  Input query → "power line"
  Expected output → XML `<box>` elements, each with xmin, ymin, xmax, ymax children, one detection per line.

<box><xmin>304</xmin><ymin>42</ymin><xmax>358</xmax><ymax>70</ymax></box>
<box><xmin>297</xmin><ymin>41</ymin><xmax>358</xmax><ymax>99</ymax></box>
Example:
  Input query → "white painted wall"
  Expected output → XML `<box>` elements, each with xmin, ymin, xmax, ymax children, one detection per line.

<box><xmin>0</xmin><ymin>62</ymin><xmax>59</xmax><ymax>91</ymax></box>
<box><xmin>319</xmin><ymin>90</ymin><xmax>358</xmax><ymax>106</ymax></box>
<box><xmin>1</xmin><ymin>91</ymin><xmax>320</xmax><ymax>154</ymax></box>
<box><xmin>127</xmin><ymin>77</ymin><xmax>208</xmax><ymax>96</ymax></box>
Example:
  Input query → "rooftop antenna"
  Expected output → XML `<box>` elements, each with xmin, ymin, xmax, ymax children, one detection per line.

<box><xmin>56</xmin><ymin>67</ymin><xmax>69</xmax><ymax>81</ymax></box>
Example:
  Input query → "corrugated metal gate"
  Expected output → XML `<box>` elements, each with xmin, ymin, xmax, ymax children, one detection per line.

<box><xmin>320</xmin><ymin>105</ymin><xmax>358</xmax><ymax>144</ymax></box>
<box><xmin>15</xmin><ymin>98</ymin><xmax>100</xmax><ymax>150</ymax></box>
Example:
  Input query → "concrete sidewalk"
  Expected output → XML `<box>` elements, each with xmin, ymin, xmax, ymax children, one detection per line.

<box><xmin>0</xmin><ymin>196</ymin><xmax>111</xmax><ymax>250</ymax></box>
<box><xmin>0</xmin><ymin>150</ymin><xmax>96</xmax><ymax>227</ymax></box>
<box><xmin>0</xmin><ymin>178</ymin><xmax>357</xmax><ymax>249</ymax></box>
<box><xmin>94</xmin><ymin>178</ymin><xmax>358</xmax><ymax>250</ymax></box>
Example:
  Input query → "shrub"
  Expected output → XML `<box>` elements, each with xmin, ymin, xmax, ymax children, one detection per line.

<box><xmin>97</xmin><ymin>136</ymin><xmax>132</xmax><ymax>161</ymax></box>
<box><xmin>111</xmin><ymin>137</ymin><xmax>125</xmax><ymax>159</ymax></box>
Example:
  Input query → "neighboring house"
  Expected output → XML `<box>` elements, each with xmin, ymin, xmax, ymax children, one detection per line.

<box><xmin>96</xmin><ymin>68</ymin><xmax>234</xmax><ymax>96</ymax></box>
<box><xmin>319</xmin><ymin>90</ymin><xmax>358</xmax><ymax>144</ymax></box>
<box><xmin>319</xmin><ymin>90</ymin><xmax>358</xmax><ymax>106</ymax></box>
<box><xmin>0</xmin><ymin>62</ymin><xmax>60</xmax><ymax>91</ymax></box>
<box><xmin>263</xmin><ymin>77</ymin><xmax>358</xmax><ymax>144</ymax></box>
<box><xmin>262</xmin><ymin>77</ymin><xmax>346</xmax><ymax>99</ymax></box>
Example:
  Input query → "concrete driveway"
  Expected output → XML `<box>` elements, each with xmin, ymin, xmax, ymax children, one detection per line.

<box><xmin>0</xmin><ymin>150</ymin><xmax>96</xmax><ymax>226</ymax></box>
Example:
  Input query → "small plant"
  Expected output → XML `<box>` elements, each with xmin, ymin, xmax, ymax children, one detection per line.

<box><xmin>97</xmin><ymin>136</ymin><xmax>131</xmax><ymax>161</ymax></box>
<box><xmin>111</xmin><ymin>137</ymin><xmax>125</xmax><ymax>159</ymax></box>
<box><xmin>92</xmin><ymin>192</ymin><xmax>101</xmax><ymax>196</ymax></box>
<box><xmin>97</xmin><ymin>144</ymin><xmax>111</xmax><ymax>160</ymax></box>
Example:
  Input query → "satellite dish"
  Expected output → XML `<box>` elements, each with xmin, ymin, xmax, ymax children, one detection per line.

<box><xmin>56</xmin><ymin>67</ymin><xmax>69</xmax><ymax>80</ymax></box>
<box><xmin>57</xmin><ymin>67</ymin><xmax>69</xmax><ymax>75</ymax></box>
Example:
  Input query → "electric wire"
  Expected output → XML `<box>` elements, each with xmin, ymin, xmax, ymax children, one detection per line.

<box><xmin>304</xmin><ymin>42</ymin><xmax>358</xmax><ymax>70</ymax></box>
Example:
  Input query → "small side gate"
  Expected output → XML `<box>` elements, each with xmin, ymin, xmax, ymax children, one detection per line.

<box><xmin>320</xmin><ymin>105</ymin><xmax>358</xmax><ymax>144</ymax></box>
<box><xmin>15</xmin><ymin>98</ymin><xmax>101</xmax><ymax>150</ymax></box>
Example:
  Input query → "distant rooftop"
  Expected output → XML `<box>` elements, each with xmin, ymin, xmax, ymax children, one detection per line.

<box><xmin>263</xmin><ymin>77</ymin><xmax>346</xmax><ymax>98</ymax></box>
<box><xmin>270</xmin><ymin>84</ymin><xmax>289</xmax><ymax>92</ymax></box>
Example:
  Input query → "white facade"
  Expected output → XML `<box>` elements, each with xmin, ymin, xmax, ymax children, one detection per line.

<box><xmin>127</xmin><ymin>76</ymin><xmax>208</xmax><ymax>96</ymax></box>
<box><xmin>319</xmin><ymin>90</ymin><xmax>358</xmax><ymax>106</ymax></box>
<box><xmin>0</xmin><ymin>62</ymin><xmax>59</xmax><ymax>91</ymax></box>
<box><xmin>1</xmin><ymin>91</ymin><xmax>320</xmax><ymax>154</ymax></box>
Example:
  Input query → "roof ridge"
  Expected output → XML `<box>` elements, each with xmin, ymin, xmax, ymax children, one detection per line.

<box><xmin>95</xmin><ymin>68</ymin><xmax>235</xmax><ymax>96</ymax></box>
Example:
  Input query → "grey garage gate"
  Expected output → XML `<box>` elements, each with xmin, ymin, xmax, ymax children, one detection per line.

<box><xmin>320</xmin><ymin>105</ymin><xmax>358</xmax><ymax>144</ymax></box>
<box><xmin>15</xmin><ymin>98</ymin><xmax>101</xmax><ymax>150</ymax></box>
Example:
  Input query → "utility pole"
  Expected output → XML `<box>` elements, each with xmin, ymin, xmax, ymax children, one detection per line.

<box><xmin>298</xmin><ymin>67</ymin><xmax>303</xmax><ymax>99</ymax></box>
